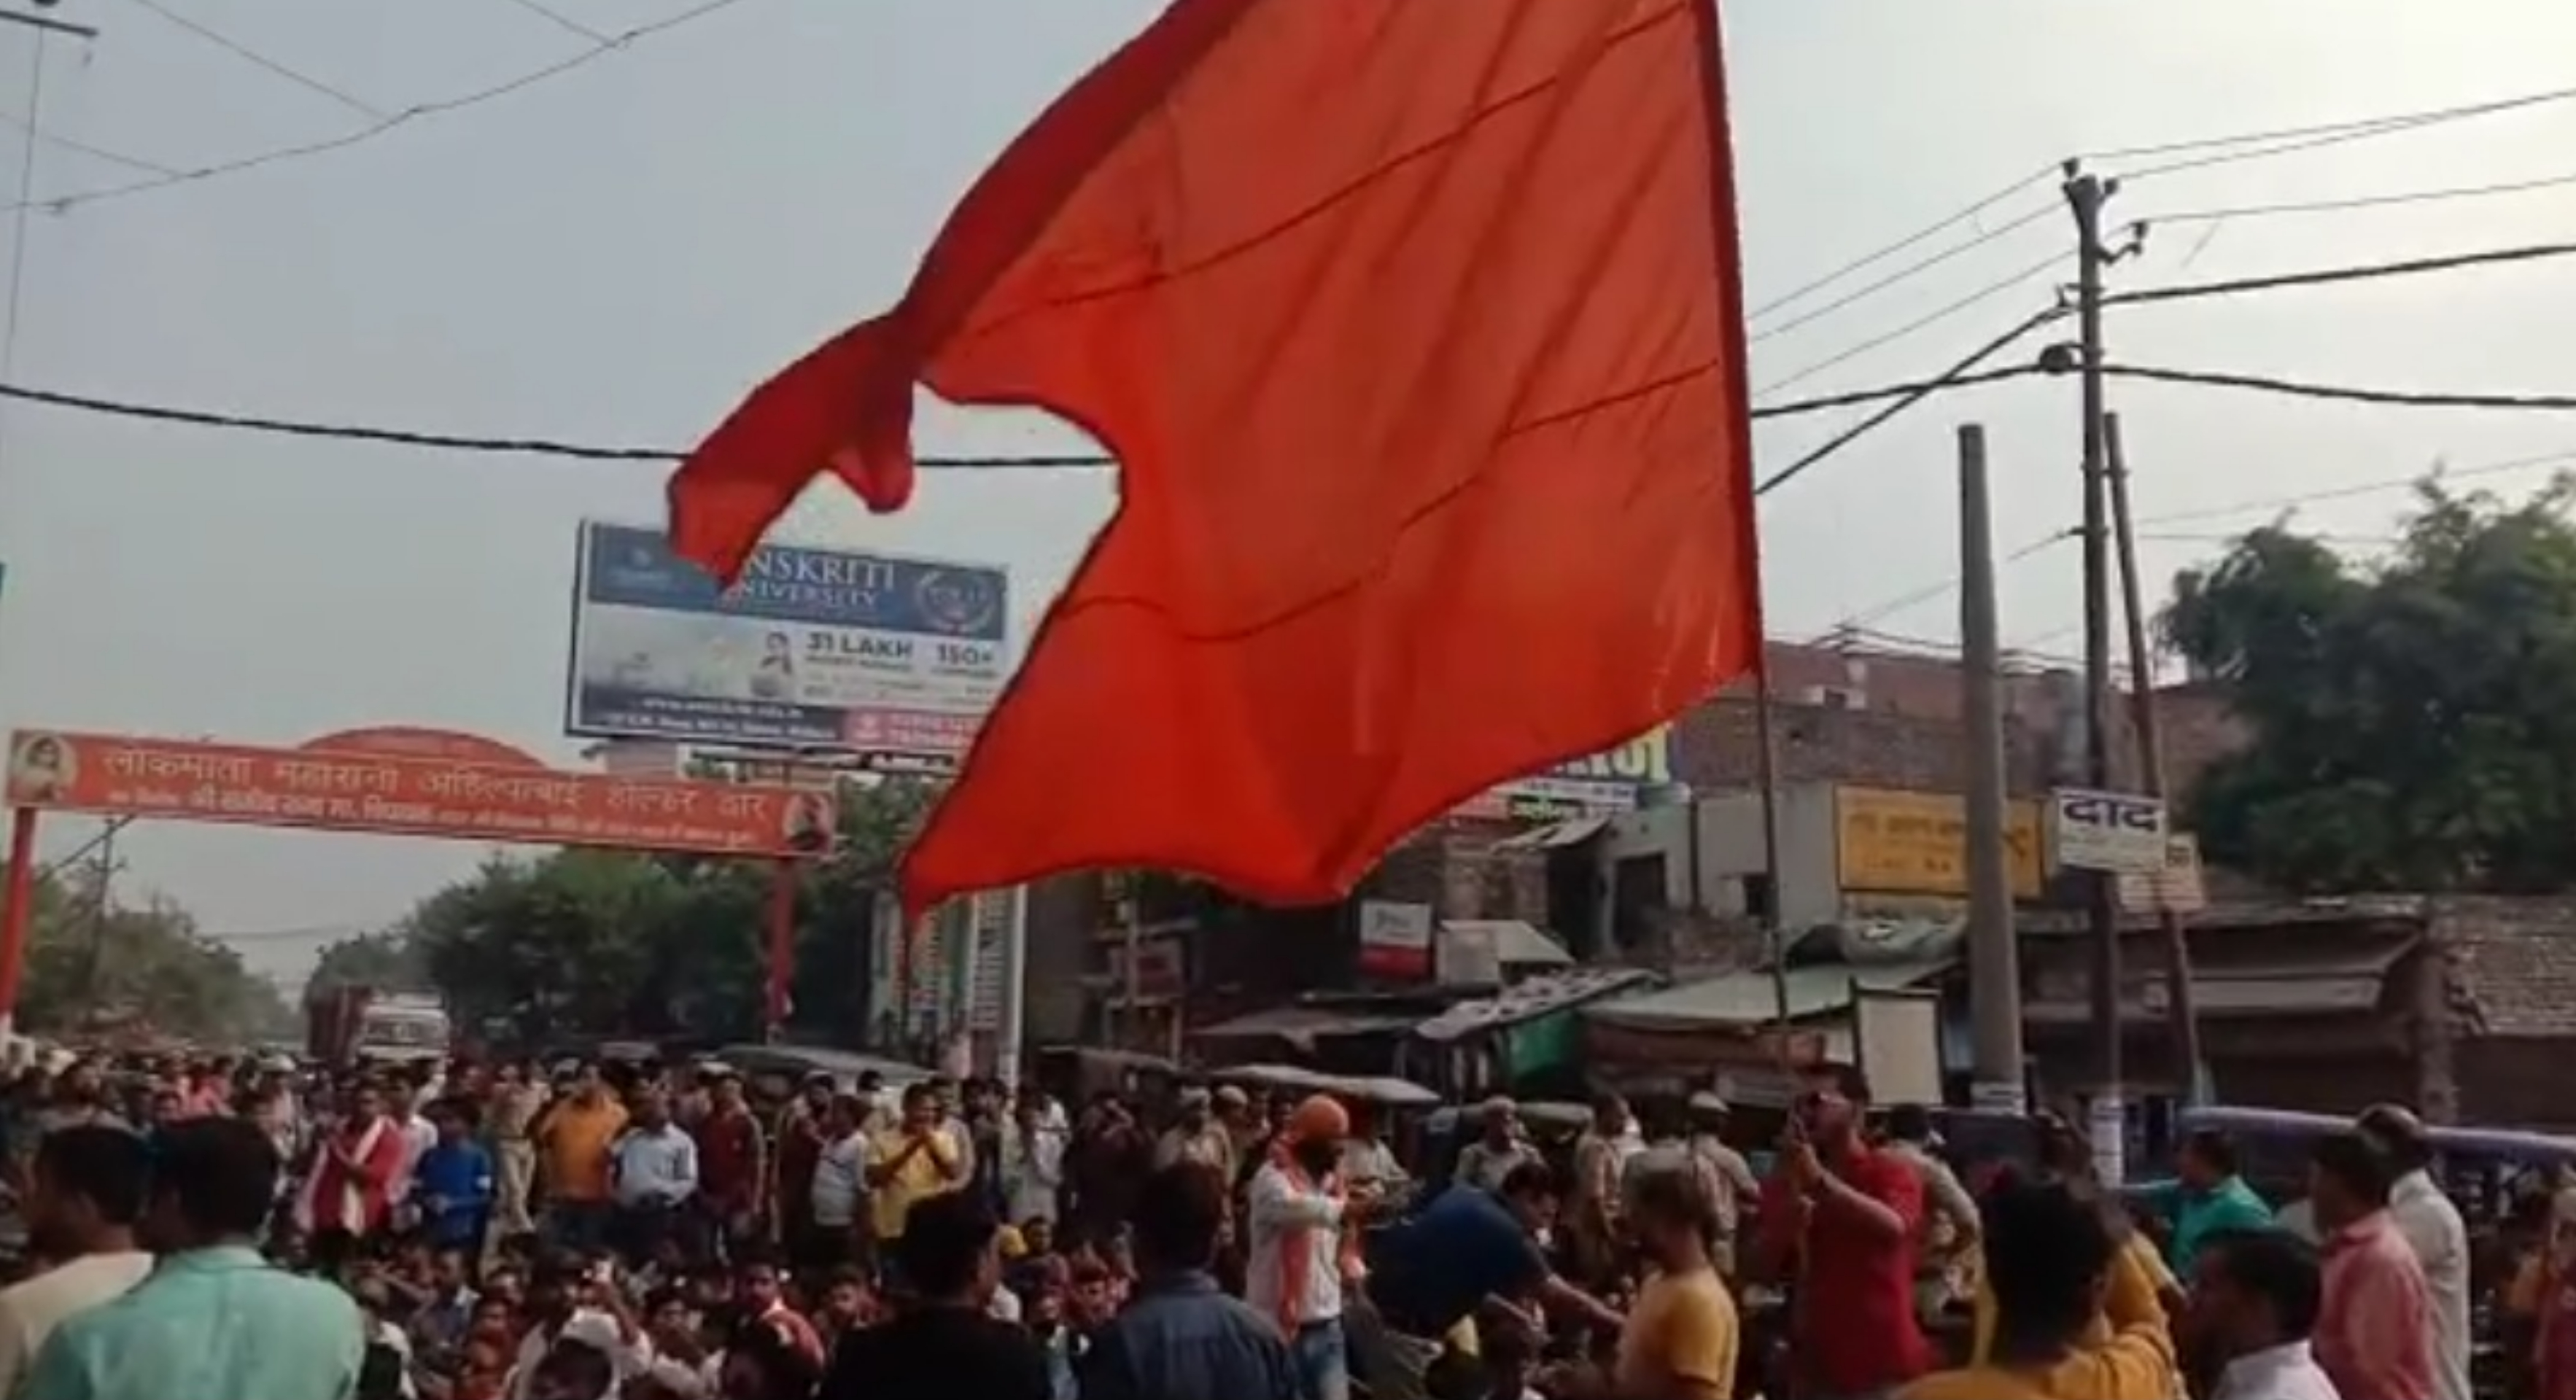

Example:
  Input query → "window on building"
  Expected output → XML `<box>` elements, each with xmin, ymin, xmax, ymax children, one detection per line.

<box><xmin>1610</xmin><ymin>852</ymin><xmax>1666</xmax><ymax>954</ymax></box>
<box><xmin>1545</xmin><ymin>848</ymin><xmax>1603</xmax><ymax>959</ymax></box>
<box><xmin>1742</xmin><ymin>871</ymin><xmax>1777</xmax><ymax>925</ymax></box>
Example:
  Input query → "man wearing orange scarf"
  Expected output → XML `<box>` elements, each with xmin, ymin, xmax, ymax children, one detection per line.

<box><xmin>1247</xmin><ymin>1095</ymin><xmax>1370</xmax><ymax>1400</ymax></box>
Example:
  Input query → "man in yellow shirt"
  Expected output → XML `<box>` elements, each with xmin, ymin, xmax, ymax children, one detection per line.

<box><xmin>535</xmin><ymin>1067</ymin><xmax>627</xmax><ymax>1254</ymax></box>
<box><xmin>1904</xmin><ymin>1175</ymin><xmax>2179</xmax><ymax>1400</ymax></box>
<box><xmin>868</xmin><ymin>1082</ymin><xmax>966</xmax><ymax>1280</ymax></box>
<box><xmin>1547</xmin><ymin>1159</ymin><xmax>1735</xmax><ymax>1400</ymax></box>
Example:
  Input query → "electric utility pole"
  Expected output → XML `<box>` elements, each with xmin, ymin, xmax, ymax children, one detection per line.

<box><xmin>2065</xmin><ymin>160</ymin><xmax>2126</xmax><ymax>1181</ymax></box>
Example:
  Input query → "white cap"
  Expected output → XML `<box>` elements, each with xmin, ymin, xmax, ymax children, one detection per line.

<box><xmin>557</xmin><ymin>1310</ymin><xmax>624</xmax><ymax>1355</ymax></box>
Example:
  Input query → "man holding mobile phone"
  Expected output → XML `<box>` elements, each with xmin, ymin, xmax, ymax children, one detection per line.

<box><xmin>1757</xmin><ymin>1069</ymin><xmax>1929</xmax><ymax>1400</ymax></box>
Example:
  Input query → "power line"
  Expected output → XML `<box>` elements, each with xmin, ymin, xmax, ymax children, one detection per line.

<box><xmin>12</xmin><ymin>230</ymin><xmax>2576</xmax><ymax>478</ymax></box>
<box><xmin>2107</xmin><ymin>364</ymin><xmax>2576</xmax><ymax>413</ymax></box>
<box><xmin>3</xmin><ymin>34</ymin><xmax>44</xmax><ymax>389</ymax></box>
<box><xmin>0</xmin><ymin>354</ymin><xmax>2057</xmax><ymax>462</ymax></box>
<box><xmin>1744</xmin><ymin>166</ymin><xmax>2057</xmax><ymax>323</ymax></box>
<box><xmin>2090</xmin><ymin>84</ymin><xmax>2576</xmax><ymax>161</ymax></box>
<box><xmin>2108</xmin><ymin>240</ymin><xmax>2576</xmax><ymax>308</ymax></box>
<box><xmin>0</xmin><ymin>110</ymin><xmax>181</xmax><ymax>178</ymax></box>
<box><xmin>123</xmin><ymin>0</ymin><xmax>385</xmax><ymax>120</ymax></box>
<box><xmin>201</xmin><ymin>924</ymin><xmax>373</xmax><ymax>944</ymax></box>
<box><xmin>2114</xmin><ymin>85</ymin><xmax>2576</xmax><ymax>180</ymax></box>
<box><xmin>2139</xmin><ymin>169</ymin><xmax>2576</xmax><ymax>227</ymax></box>
<box><xmin>1754</xmin><ymin>311</ymin><xmax>2062</xmax><ymax>497</ymax></box>
<box><xmin>1743</xmin><ymin>85</ymin><xmax>2576</xmax><ymax>330</ymax></box>
<box><xmin>2137</xmin><ymin>528</ymin><xmax>2402</xmax><ymax>549</ymax></box>
<box><xmin>1755</xmin><ymin>246</ymin><xmax>2065</xmax><ymax>398</ymax></box>
<box><xmin>12</xmin><ymin>0</ymin><xmax>757</xmax><ymax>216</ymax></box>
<box><xmin>498</xmin><ymin>0</ymin><xmax>614</xmax><ymax>44</ymax></box>
<box><xmin>1834</xmin><ymin>532</ymin><xmax>2072</xmax><ymax>633</ymax></box>
<box><xmin>1824</xmin><ymin>443</ymin><xmax>2576</xmax><ymax>632</ymax></box>
<box><xmin>2133</xmin><ymin>446</ymin><xmax>2576</xmax><ymax>528</ymax></box>
<box><xmin>1749</xmin><ymin>204</ymin><xmax>2056</xmax><ymax>343</ymax></box>
<box><xmin>12</xmin><ymin>354</ymin><xmax>2575</xmax><ymax>486</ymax></box>
<box><xmin>0</xmin><ymin>380</ymin><xmax>1117</xmax><ymax>465</ymax></box>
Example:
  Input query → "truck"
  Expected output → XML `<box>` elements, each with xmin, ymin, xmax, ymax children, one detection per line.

<box><xmin>306</xmin><ymin>987</ymin><xmax>453</xmax><ymax>1067</ymax></box>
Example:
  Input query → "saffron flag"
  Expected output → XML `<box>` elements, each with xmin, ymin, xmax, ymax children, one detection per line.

<box><xmin>669</xmin><ymin>0</ymin><xmax>1764</xmax><ymax>915</ymax></box>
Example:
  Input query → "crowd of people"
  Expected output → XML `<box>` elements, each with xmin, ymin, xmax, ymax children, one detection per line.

<box><xmin>0</xmin><ymin>1048</ymin><xmax>2556</xmax><ymax>1400</ymax></box>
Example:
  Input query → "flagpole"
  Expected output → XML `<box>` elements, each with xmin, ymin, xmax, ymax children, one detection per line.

<box><xmin>1750</xmin><ymin>648</ymin><xmax>1794</xmax><ymax>1042</ymax></box>
<box><xmin>1685</xmin><ymin>0</ymin><xmax>1809</xmax><ymax>1357</ymax></box>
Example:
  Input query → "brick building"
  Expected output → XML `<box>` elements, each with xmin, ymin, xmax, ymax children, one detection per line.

<box><xmin>1047</xmin><ymin>638</ymin><xmax>2256</xmax><ymax>1048</ymax></box>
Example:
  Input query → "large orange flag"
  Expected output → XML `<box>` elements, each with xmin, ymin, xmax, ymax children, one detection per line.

<box><xmin>670</xmin><ymin>0</ymin><xmax>1764</xmax><ymax>914</ymax></box>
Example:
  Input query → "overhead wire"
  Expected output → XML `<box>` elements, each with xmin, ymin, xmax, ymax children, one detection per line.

<box><xmin>1748</xmin><ymin>203</ymin><xmax>2057</xmax><ymax>343</ymax></box>
<box><xmin>1753</xmin><ymin>310</ymin><xmax>2063</xmax><ymax>496</ymax></box>
<box><xmin>0</xmin><ymin>351</ymin><xmax>2061</xmax><ymax>463</ymax></box>
<box><xmin>7</xmin><ymin>227</ymin><xmax>2575</xmax><ymax>480</ymax></box>
<box><xmin>497</xmin><ymin>0</ymin><xmax>615</xmax><ymax>45</ymax></box>
<box><xmin>2112</xmin><ymin>85</ymin><xmax>2576</xmax><ymax>181</ymax></box>
<box><xmin>2133</xmin><ymin>446</ymin><xmax>2576</xmax><ymax>529</ymax></box>
<box><xmin>1742</xmin><ymin>165</ymin><xmax>2057</xmax><ymax>322</ymax></box>
<box><xmin>122</xmin><ymin>0</ymin><xmax>387</xmax><ymax>120</ymax></box>
<box><xmin>0</xmin><ymin>381</ymin><xmax>1115</xmax><ymax>465</ymax></box>
<box><xmin>2086</xmin><ymin>84</ymin><xmax>2576</xmax><ymax>163</ymax></box>
<box><xmin>0</xmin><ymin>110</ymin><xmax>181</xmax><ymax>178</ymax></box>
<box><xmin>1831</xmin><ymin>531</ymin><xmax>2073</xmax><ymax>634</ymax></box>
<box><xmin>1753</xmin><ymin>246</ymin><xmax>2067</xmax><ymax>398</ymax></box>
<box><xmin>3</xmin><ymin>35</ymin><xmax>43</xmax><ymax>386</ymax></box>
<box><xmin>2138</xmin><ymin>169</ymin><xmax>2576</xmax><ymax>228</ymax></box>
<box><xmin>2108</xmin><ymin>240</ymin><xmax>2576</xmax><ymax>308</ymax></box>
<box><xmin>1822</xmin><ymin>443</ymin><xmax>2576</xmax><ymax>634</ymax></box>
<box><xmin>2106</xmin><ymin>365</ymin><xmax>2576</xmax><ymax>413</ymax></box>
<box><xmin>9</xmin><ymin>0</ymin><xmax>759</xmax><ymax>215</ymax></box>
<box><xmin>1743</xmin><ymin>82</ymin><xmax>2576</xmax><ymax>335</ymax></box>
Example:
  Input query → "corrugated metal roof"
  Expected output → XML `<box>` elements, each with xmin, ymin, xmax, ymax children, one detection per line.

<box><xmin>1413</xmin><ymin>967</ymin><xmax>1661</xmax><ymax>1043</ymax></box>
<box><xmin>1190</xmin><ymin>1005</ymin><xmax>1419</xmax><ymax>1046</ymax></box>
<box><xmin>1583</xmin><ymin>955</ymin><xmax>1955</xmax><ymax>1030</ymax></box>
<box><xmin>2025</xmin><ymin>936</ymin><xmax>2413</xmax><ymax>1018</ymax></box>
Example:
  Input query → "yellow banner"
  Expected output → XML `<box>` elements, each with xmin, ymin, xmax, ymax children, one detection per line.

<box><xmin>1834</xmin><ymin>785</ymin><xmax>2044</xmax><ymax>898</ymax></box>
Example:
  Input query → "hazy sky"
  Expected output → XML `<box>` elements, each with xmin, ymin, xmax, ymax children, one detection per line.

<box><xmin>4</xmin><ymin>0</ymin><xmax>2573</xmax><ymax>984</ymax></box>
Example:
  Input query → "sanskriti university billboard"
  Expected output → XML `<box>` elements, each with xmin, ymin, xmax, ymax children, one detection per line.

<box><xmin>566</xmin><ymin>522</ymin><xmax>1009</xmax><ymax>759</ymax></box>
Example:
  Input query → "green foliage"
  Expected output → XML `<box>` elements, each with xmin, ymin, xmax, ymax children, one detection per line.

<box><xmin>11</xmin><ymin>861</ymin><xmax>295</xmax><ymax>1043</ymax></box>
<box><xmin>372</xmin><ymin>778</ymin><xmax>935</xmax><ymax>1045</ymax></box>
<box><xmin>2161</xmin><ymin>474</ymin><xmax>2576</xmax><ymax>892</ymax></box>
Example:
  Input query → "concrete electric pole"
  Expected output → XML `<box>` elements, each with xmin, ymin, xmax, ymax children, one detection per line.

<box><xmin>1958</xmin><ymin>421</ymin><xmax>2025</xmax><ymax>1113</ymax></box>
<box><xmin>2065</xmin><ymin>162</ymin><xmax>2125</xmax><ymax>1179</ymax></box>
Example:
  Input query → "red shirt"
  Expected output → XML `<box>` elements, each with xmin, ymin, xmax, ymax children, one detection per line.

<box><xmin>774</xmin><ymin>1106</ymin><xmax>826</xmax><ymax>1212</ymax></box>
<box><xmin>1756</xmin><ymin>1145</ymin><xmax>1928</xmax><ymax>1395</ymax></box>
<box><xmin>2318</xmin><ymin>1210</ymin><xmax>2434</xmax><ymax>1400</ymax></box>
<box><xmin>758</xmin><ymin>1302</ymin><xmax>826</xmax><ymax>1367</ymax></box>
<box><xmin>692</xmin><ymin>1106</ymin><xmax>767</xmax><ymax>1212</ymax></box>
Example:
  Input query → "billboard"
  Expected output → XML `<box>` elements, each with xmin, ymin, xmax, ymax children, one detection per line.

<box><xmin>566</xmin><ymin>522</ymin><xmax>1009</xmax><ymax>758</ymax></box>
<box><xmin>1456</xmin><ymin>725</ymin><xmax>1671</xmax><ymax>821</ymax></box>
<box><xmin>4</xmin><ymin>730</ymin><xmax>834</xmax><ymax>857</ymax></box>
<box><xmin>1834</xmin><ymin>785</ymin><xmax>2044</xmax><ymax>899</ymax></box>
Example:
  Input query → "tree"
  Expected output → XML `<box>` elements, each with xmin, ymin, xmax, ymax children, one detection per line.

<box><xmin>379</xmin><ymin>777</ymin><xmax>937</xmax><ymax>1045</ymax></box>
<box><xmin>2161</xmin><ymin>475</ymin><xmax>2576</xmax><ymax>892</ymax></box>
<box><xmin>9</xmin><ymin>863</ymin><xmax>295</xmax><ymax>1043</ymax></box>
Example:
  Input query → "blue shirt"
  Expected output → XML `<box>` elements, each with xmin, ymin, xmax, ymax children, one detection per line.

<box><xmin>1367</xmin><ymin>1186</ymin><xmax>1548</xmax><ymax>1337</ymax></box>
<box><xmin>1076</xmin><ymin>1272</ymin><xmax>1296</xmax><ymax>1400</ymax></box>
<box><xmin>412</xmin><ymin>1139</ymin><xmax>494</xmax><ymax>1247</ymax></box>
<box><xmin>20</xmin><ymin>1245</ymin><xmax>365</xmax><ymax>1400</ymax></box>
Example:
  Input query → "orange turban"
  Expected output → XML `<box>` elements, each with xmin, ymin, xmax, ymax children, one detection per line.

<box><xmin>1288</xmin><ymin>1094</ymin><xmax>1350</xmax><ymax>1143</ymax></box>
